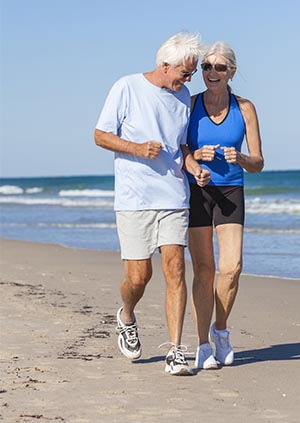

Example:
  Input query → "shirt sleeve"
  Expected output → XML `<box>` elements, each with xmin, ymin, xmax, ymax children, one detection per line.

<box><xmin>179</xmin><ymin>86</ymin><xmax>190</xmax><ymax>145</ymax></box>
<box><xmin>180</xmin><ymin>123</ymin><xmax>189</xmax><ymax>145</ymax></box>
<box><xmin>95</xmin><ymin>77</ymin><xmax>128</xmax><ymax>135</ymax></box>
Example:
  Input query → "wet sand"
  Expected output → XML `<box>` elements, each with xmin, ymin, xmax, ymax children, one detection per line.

<box><xmin>0</xmin><ymin>238</ymin><xmax>299</xmax><ymax>422</ymax></box>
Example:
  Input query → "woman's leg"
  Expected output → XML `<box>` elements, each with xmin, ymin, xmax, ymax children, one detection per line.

<box><xmin>214</xmin><ymin>223</ymin><xmax>243</xmax><ymax>330</ymax></box>
<box><xmin>189</xmin><ymin>226</ymin><xmax>215</xmax><ymax>345</ymax></box>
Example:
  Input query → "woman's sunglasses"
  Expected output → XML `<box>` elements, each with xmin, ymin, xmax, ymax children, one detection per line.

<box><xmin>201</xmin><ymin>63</ymin><xmax>229</xmax><ymax>72</ymax></box>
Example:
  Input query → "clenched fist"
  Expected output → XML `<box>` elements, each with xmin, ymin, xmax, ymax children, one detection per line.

<box><xmin>194</xmin><ymin>167</ymin><xmax>211</xmax><ymax>187</ymax></box>
<box><xmin>135</xmin><ymin>141</ymin><xmax>162</xmax><ymax>159</ymax></box>
<box><xmin>221</xmin><ymin>147</ymin><xmax>240</xmax><ymax>163</ymax></box>
<box><xmin>193</xmin><ymin>144</ymin><xmax>220</xmax><ymax>161</ymax></box>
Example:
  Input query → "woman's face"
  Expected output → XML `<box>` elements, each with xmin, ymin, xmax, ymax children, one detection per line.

<box><xmin>201</xmin><ymin>53</ymin><xmax>235</xmax><ymax>92</ymax></box>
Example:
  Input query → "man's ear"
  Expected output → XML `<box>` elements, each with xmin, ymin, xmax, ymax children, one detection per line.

<box><xmin>162</xmin><ymin>62</ymin><xmax>170</xmax><ymax>73</ymax></box>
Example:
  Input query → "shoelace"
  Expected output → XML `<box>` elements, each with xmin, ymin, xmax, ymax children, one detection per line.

<box><xmin>158</xmin><ymin>342</ymin><xmax>194</xmax><ymax>357</ymax></box>
<box><xmin>173</xmin><ymin>348</ymin><xmax>188</xmax><ymax>364</ymax></box>
<box><xmin>117</xmin><ymin>323</ymin><xmax>139</xmax><ymax>346</ymax></box>
<box><xmin>218</xmin><ymin>332</ymin><xmax>231</xmax><ymax>349</ymax></box>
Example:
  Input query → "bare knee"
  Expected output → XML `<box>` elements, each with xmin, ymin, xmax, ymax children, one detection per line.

<box><xmin>218</xmin><ymin>262</ymin><xmax>242</xmax><ymax>285</ymax></box>
<box><xmin>126</xmin><ymin>272</ymin><xmax>151</xmax><ymax>290</ymax></box>
<box><xmin>124</xmin><ymin>261</ymin><xmax>152</xmax><ymax>290</ymax></box>
<box><xmin>193</xmin><ymin>261</ymin><xmax>215</xmax><ymax>283</ymax></box>
<box><xmin>162</xmin><ymin>251</ymin><xmax>185</xmax><ymax>283</ymax></box>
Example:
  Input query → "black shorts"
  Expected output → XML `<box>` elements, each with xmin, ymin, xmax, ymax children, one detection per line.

<box><xmin>189</xmin><ymin>184</ymin><xmax>245</xmax><ymax>228</ymax></box>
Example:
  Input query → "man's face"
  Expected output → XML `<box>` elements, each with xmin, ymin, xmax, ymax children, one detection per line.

<box><xmin>163</xmin><ymin>59</ymin><xmax>198</xmax><ymax>91</ymax></box>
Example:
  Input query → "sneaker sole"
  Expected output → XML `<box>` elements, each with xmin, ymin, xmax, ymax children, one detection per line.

<box><xmin>165</xmin><ymin>365</ymin><xmax>193</xmax><ymax>376</ymax></box>
<box><xmin>195</xmin><ymin>361</ymin><xmax>218</xmax><ymax>370</ymax></box>
<box><xmin>216</xmin><ymin>353</ymin><xmax>234</xmax><ymax>366</ymax></box>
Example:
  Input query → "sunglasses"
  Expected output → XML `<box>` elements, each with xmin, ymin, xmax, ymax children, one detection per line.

<box><xmin>201</xmin><ymin>63</ymin><xmax>229</xmax><ymax>72</ymax></box>
<box><xmin>179</xmin><ymin>69</ymin><xmax>198</xmax><ymax>78</ymax></box>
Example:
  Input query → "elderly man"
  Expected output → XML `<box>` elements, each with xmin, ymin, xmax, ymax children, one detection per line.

<box><xmin>94</xmin><ymin>31</ymin><xmax>210</xmax><ymax>375</ymax></box>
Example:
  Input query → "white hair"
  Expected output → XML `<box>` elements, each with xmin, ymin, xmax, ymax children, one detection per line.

<box><xmin>156</xmin><ymin>31</ymin><xmax>202</xmax><ymax>67</ymax></box>
<box><xmin>202</xmin><ymin>41</ymin><xmax>237</xmax><ymax>69</ymax></box>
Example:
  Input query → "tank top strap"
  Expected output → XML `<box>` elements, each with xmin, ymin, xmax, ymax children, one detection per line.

<box><xmin>191</xmin><ymin>93</ymin><xmax>201</xmax><ymax>115</ymax></box>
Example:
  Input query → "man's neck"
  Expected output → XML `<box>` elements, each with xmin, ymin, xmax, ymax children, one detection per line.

<box><xmin>143</xmin><ymin>69</ymin><xmax>166</xmax><ymax>88</ymax></box>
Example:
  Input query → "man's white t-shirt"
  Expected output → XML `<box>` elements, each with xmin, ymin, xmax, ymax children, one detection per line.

<box><xmin>96</xmin><ymin>73</ymin><xmax>191</xmax><ymax>211</ymax></box>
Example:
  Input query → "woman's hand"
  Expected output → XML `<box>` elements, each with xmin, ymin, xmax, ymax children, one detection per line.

<box><xmin>221</xmin><ymin>146</ymin><xmax>240</xmax><ymax>163</ymax></box>
<box><xmin>193</xmin><ymin>144</ymin><xmax>220</xmax><ymax>161</ymax></box>
<box><xmin>194</xmin><ymin>167</ymin><xmax>211</xmax><ymax>187</ymax></box>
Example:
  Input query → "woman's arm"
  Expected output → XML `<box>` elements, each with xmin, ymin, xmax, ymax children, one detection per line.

<box><xmin>181</xmin><ymin>144</ymin><xmax>211</xmax><ymax>186</ymax></box>
<box><xmin>223</xmin><ymin>97</ymin><xmax>264</xmax><ymax>173</ymax></box>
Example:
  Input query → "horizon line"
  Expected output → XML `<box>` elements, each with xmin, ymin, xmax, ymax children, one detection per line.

<box><xmin>1</xmin><ymin>168</ymin><xmax>300</xmax><ymax>180</ymax></box>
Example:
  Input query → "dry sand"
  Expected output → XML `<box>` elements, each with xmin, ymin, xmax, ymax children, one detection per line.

<box><xmin>0</xmin><ymin>238</ymin><xmax>299</xmax><ymax>423</ymax></box>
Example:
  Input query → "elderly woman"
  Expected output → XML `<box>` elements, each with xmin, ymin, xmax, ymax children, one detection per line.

<box><xmin>186</xmin><ymin>41</ymin><xmax>264</xmax><ymax>369</ymax></box>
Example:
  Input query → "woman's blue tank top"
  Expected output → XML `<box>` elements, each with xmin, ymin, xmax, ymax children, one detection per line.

<box><xmin>187</xmin><ymin>92</ymin><xmax>246</xmax><ymax>186</ymax></box>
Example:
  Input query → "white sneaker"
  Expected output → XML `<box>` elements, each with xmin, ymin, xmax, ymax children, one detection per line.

<box><xmin>116</xmin><ymin>307</ymin><xmax>142</xmax><ymax>360</ymax></box>
<box><xmin>165</xmin><ymin>346</ymin><xmax>193</xmax><ymax>376</ymax></box>
<box><xmin>194</xmin><ymin>342</ymin><xmax>218</xmax><ymax>369</ymax></box>
<box><xmin>210</xmin><ymin>322</ymin><xmax>234</xmax><ymax>365</ymax></box>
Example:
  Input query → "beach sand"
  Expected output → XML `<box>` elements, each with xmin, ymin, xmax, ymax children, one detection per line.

<box><xmin>0</xmin><ymin>238</ymin><xmax>299</xmax><ymax>423</ymax></box>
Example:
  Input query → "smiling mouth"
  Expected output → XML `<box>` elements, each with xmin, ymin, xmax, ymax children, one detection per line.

<box><xmin>208</xmin><ymin>78</ymin><xmax>220</xmax><ymax>82</ymax></box>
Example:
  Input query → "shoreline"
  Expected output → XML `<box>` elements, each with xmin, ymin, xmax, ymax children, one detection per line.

<box><xmin>1</xmin><ymin>238</ymin><xmax>300</xmax><ymax>422</ymax></box>
<box><xmin>1</xmin><ymin>236</ymin><xmax>299</xmax><ymax>281</ymax></box>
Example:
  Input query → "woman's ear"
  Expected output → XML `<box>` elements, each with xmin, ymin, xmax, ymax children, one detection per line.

<box><xmin>230</xmin><ymin>68</ymin><xmax>236</xmax><ymax>80</ymax></box>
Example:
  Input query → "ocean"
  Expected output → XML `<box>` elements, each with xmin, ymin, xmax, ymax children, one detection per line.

<box><xmin>0</xmin><ymin>171</ymin><xmax>299</xmax><ymax>280</ymax></box>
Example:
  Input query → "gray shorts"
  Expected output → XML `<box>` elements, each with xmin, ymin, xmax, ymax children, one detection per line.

<box><xmin>116</xmin><ymin>209</ymin><xmax>189</xmax><ymax>260</ymax></box>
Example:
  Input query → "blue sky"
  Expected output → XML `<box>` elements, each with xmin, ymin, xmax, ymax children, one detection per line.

<box><xmin>1</xmin><ymin>0</ymin><xmax>299</xmax><ymax>177</ymax></box>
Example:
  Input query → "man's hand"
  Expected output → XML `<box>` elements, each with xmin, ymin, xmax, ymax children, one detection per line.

<box><xmin>135</xmin><ymin>141</ymin><xmax>162</xmax><ymax>159</ymax></box>
<box><xmin>194</xmin><ymin>167</ymin><xmax>211</xmax><ymax>187</ymax></box>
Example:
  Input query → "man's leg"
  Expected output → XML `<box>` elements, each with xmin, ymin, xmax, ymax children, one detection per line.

<box><xmin>116</xmin><ymin>259</ymin><xmax>152</xmax><ymax>360</ymax></box>
<box><xmin>120</xmin><ymin>259</ymin><xmax>152</xmax><ymax>324</ymax></box>
<box><xmin>160</xmin><ymin>244</ymin><xmax>193</xmax><ymax>375</ymax></box>
<box><xmin>160</xmin><ymin>244</ymin><xmax>186</xmax><ymax>345</ymax></box>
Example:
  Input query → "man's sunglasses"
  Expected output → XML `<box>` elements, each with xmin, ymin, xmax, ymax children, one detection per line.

<box><xmin>179</xmin><ymin>69</ymin><xmax>198</xmax><ymax>78</ymax></box>
<box><xmin>201</xmin><ymin>63</ymin><xmax>229</xmax><ymax>72</ymax></box>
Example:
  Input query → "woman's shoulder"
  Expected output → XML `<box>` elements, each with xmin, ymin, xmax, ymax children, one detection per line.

<box><xmin>234</xmin><ymin>95</ymin><xmax>258</xmax><ymax>122</ymax></box>
<box><xmin>234</xmin><ymin>95</ymin><xmax>257</xmax><ymax>113</ymax></box>
<box><xmin>190</xmin><ymin>92</ymin><xmax>202</xmax><ymax>113</ymax></box>
<box><xmin>234</xmin><ymin>94</ymin><xmax>255</xmax><ymax>109</ymax></box>
<box><xmin>191</xmin><ymin>92</ymin><xmax>202</xmax><ymax>101</ymax></box>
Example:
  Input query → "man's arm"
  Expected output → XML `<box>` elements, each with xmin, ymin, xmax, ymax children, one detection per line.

<box><xmin>94</xmin><ymin>129</ymin><xmax>162</xmax><ymax>159</ymax></box>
